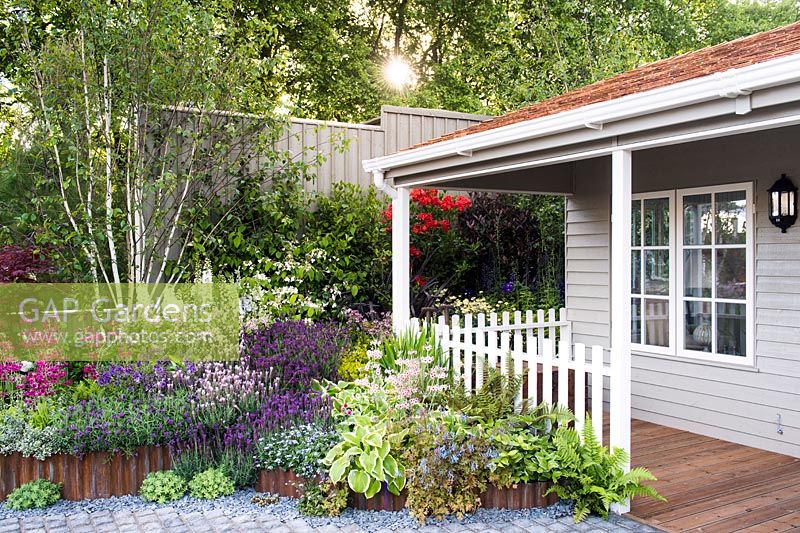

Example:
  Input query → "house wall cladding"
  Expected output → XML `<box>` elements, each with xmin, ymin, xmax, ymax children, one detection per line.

<box><xmin>278</xmin><ymin>106</ymin><xmax>489</xmax><ymax>195</ymax></box>
<box><xmin>566</xmin><ymin>125</ymin><xmax>800</xmax><ymax>458</ymax></box>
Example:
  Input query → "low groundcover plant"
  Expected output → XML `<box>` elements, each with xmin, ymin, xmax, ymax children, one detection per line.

<box><xmin>188</xmin><ymin>468</ymin><xmax>235</xmax><ymax>499</ymax></box>
<box><xmin>139</xmin><ymin>471</ymin><xmax>188</xmax><ymax>504</ymax></box>
<box><xmin>6</xmin><ymin>479</ymin><xmax>62</xmax><ymax>510</ymax></box>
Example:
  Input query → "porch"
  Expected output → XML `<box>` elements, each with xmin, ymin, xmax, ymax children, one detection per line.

<box><xmin>625</xmin><ymin>419</ymin><xmax>800</xmax><ymax>532</ymax></box>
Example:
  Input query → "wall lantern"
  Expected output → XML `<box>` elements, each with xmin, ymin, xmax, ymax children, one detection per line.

<box><xmin>768</xmin><ymin>174</ymin><xmax>797</xmax><ymax>233</ymax></box>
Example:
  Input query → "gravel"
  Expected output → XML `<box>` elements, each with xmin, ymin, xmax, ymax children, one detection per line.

<box><xmin>0</xmin><ymin>489</ymin><xmax>575</xmax><ymax>529</ymax></box>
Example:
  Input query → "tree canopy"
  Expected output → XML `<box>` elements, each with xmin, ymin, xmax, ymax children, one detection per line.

<box><xmin>2</xmin><ymin>0</ymin><xmax>798</xmax><ymax>123</ymax></box>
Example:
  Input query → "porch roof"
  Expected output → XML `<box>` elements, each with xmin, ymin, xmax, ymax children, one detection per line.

<box><xmin>364</xmin><ymin>23</ymin><xmax>800</xmax><ymax>193</ymax></box>
<box><xmin>410</xmin><ymin>22</ymin><xmax>800</xmax><ymax>149</ymax></box>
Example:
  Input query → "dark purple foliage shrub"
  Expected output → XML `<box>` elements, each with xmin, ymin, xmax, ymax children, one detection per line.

<box><xmin>0</xmin><ymin>245</ymin><xmax>51</xmax><ymax>282</ymax></box>
<box><xmin>242</xmin><ymin>320</ymin><xmax>350</xmax><ymax>389</ymax></box>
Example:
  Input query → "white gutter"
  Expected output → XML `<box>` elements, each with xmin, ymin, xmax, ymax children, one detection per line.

<box><xmin>372</xmin><ymin>170</ymin><xmax>397</xmax><ymax>199</ymax></box>
<box><xmin>362</xmin><ymin>53</ymin><xmax>800</xmax><ymax>174</ymax></box>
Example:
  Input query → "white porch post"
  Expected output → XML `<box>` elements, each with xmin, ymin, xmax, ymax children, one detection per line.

<box><xmin>610</xmin><ymin>149</ymin><xmax>633</xmax><ymax>513</ymax></box>
<box><xmin>392</xmin><ymin>186</ymin><xmax>411</xmax><ymax>334</ymax></box>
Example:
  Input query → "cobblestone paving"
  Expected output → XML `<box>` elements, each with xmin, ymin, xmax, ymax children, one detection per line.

<box><xmin>0</xmin><ymin>509</ymin><xmax>662</xmax><ymax>532</ymax></box>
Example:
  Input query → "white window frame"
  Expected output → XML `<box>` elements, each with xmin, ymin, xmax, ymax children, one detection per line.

<box><xmin>630</xmin><ymin>182</ymin><xmax>755</xmax><ymax>366</ymax></box>
<box><xmin>676</xmin><ymin>182</ymin><xmax>755</xmax><ymax>366</ymax></box>
<box><xmin>631</xmin><ymin>191</ymin><xmax>676</xmax><ymax>356</ymax></box>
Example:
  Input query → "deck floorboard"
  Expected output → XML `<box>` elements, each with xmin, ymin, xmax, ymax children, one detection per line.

<box><xmin>628</xmin><ymin>420</ymin><xmax>800</xmax><ymax>533</ymax></box>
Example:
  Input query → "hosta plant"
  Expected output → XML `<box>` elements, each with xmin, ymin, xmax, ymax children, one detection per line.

<box><xmin>139</xmin><ymin>471</ymin><xmax>187</xmax><ymax>504</ymax></box>
<box><xmin>323</xmin><ymin>416</ymin><xmax>407</xmax><ymax>498</ymax></box>
<box><xmin>188</xmin><ymin>468</ymin><xmax>235</xmax><ymax>500</ymax></box>
<box><xmin>5</xmin><ymin>479</ymin><xmax>61</xmax><ymax>510</ymax></box>
<box><xmin>547</xmin><ymin>419</ymin><xmax>665</xmax><ymax>522</ymax></box>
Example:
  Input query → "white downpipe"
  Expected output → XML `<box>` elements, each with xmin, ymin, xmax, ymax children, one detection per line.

<box><xmin>610</xmin><ymin>149</ymin><xmax>633</xmax><ymax>514</ymax></box>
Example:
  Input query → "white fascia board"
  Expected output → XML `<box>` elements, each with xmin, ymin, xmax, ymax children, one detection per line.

<box><xmin>362</xmin><ymin>53</ymin><xmax>800</xmax><ymax>174</ymax></box>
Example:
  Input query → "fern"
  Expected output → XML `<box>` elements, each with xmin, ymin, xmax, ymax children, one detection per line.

<box><xmin>448</xmin><ymin>358</ymin><xmax>523</xmax><ymax>422</ymax></box>
<box><xmin>548</xmin><ymin>416</ymin><xmax>666</xmax><ymax>523</ymax></box>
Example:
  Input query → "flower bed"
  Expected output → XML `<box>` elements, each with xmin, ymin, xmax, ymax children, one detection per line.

<box><xmin>0</xmin><ymin>446</ymin><xmax>171</xmax><ymax>501</ymax></box>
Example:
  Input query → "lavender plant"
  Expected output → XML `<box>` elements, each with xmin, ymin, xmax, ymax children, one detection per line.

<box><xmin>242</xmin><ymin>320</ymin><xmax>350</xmax><ymax>390</ymax></box>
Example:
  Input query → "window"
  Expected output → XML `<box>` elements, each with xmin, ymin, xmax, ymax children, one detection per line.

<box><xmin>631</xmin><ymin>194</ymin><xmax>674</xmax><ymax>354</ymax></box>
<box><xmin>630</xmin><ymin>183</ymin><xmax>754</xmax><ymax>365</ymax></box>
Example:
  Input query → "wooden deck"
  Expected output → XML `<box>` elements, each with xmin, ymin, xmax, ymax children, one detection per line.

<box><xmin>628</xmin><ymin>419</ymin><xmax>800</xmax><ymax>532</ymax></box>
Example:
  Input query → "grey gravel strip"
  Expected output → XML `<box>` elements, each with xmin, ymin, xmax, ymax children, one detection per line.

<box><xmin>0</xmin><ymin>489</ymin><xmax>663</xmax><ymax>532</ymax></box>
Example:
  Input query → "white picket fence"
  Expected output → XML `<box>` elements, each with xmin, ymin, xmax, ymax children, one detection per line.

<box><xmin>412</xmin><ymin>308</ymin><xmax>613</xmax><ymax>445</ymax></box>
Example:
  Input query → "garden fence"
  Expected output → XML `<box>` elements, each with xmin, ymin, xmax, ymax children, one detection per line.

<box><xmin>412</xmin><ymin>308</ymin><xmax>613</xmax><ymax>445</ymax></box>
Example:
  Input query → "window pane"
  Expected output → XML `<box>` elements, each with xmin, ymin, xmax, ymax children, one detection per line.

<box><xmin>644</xmin><ymin>299</ymin><xmax>669</xmax><ymax>347</ymax></box>
<box><xmin>717</xmin><ymin>302</ymin><xmax>746</xmax><ymax>356</ymax></box>
<box><xmin>632</xmin><ymin>200</ymin><xmax>641</xmax><ymax>247</ymax></box>
<box><xmin>684</xmin><ymin>301</ymin><xmax>712</xmax><ymax>352</ymax></box>
<box><xmin>716</xmin><ymin>248</ymin><xmax>746</xmax><ymax>300</ymax></box>
<box><xmin>632</xmin><ymin>250</ymin><xmax>641</xmax><ymax>294</ymax></box>
<box><xmin>644</xmin><ymin>198</ymin><xmax>670</xmax><ymax>246</ymax></box>
<box><xmin>683</xmin><ymin>249</ymin><xmax>712</xmax><ymax>297</ymax></box>
<box><xmin>683</xmin><ymin>194</ymin><xmax>712</xmax><ymax>245</ymax></box>
<box><xmin>632</xmin><ymin>298</ymin><xmax>642</xmax><ymax>344</ymax></box>
<box><xmin>716</xmin><ymin>191</ymin><xmax>747</xmax><ymax>245</ymax></box>
<box><xmin>645</xmin><ymin>250</ymin><xmax>669</xmax><ymax>295</ymax></box>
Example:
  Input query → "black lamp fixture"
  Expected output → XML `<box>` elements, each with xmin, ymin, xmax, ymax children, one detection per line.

<box><xmin>768</xmin><ymin>174</ymin><xmax>797</xmax><ymax>233</ymax></box>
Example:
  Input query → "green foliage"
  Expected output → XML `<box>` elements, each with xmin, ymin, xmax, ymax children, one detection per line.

<box><xmin>205</xmin><ymin>181</ymin><xmax>392</xmax><ymax>323</ymax></box>
<box><xmin>487</xmin><ymin>406</ymin><xmax>574</xmax><ymax>487</ymax></box>
<box><xmin>318</xmin><ymin>379</ymin><xmax>396</xmax><ymax>422</ymax></box>
<box><xmin>547</xmin><ymin>420</ymin><xmax>665</xmax><ymax>523</ymax></box>
<box><xmin>171</xmin><ymin>447</ymin><xmax>216</xmax><ymax>486</ymax></box>
<box><xmin>297</xmin><ymin>480</ymin><xmax>348</xmax><ymax>517</ymax></box>
<box><xmin>338</xmin><ymin>344</ymin><xmax>369</xmax><ymax>382</ymax></box>
<box><xmin>5</xmin><ymin>479</ymin><xmax>61</xmax><ymax>510</ymax></box>
<box><xmin>705</xmin><ymin>0</ymin><xmax>799</xmax><ymax>44</ymax></box>
<box><xmin>448</xmin><ymin>359</ymin><xmax>523</xmax><ymax>423</ymax></box>
<box><xmin>323</xmin><ymin>416</ymin><xmax>407</xmax><ymax>498</ymax></box>
<box><xmin>139</xmin><ymin>471</ymin><xmax>187</xmax><ymax>504</ymax></box>
<box><xmin>402</xmin><ymin>415</ymin><xmax>493</xmax><ymax>522</ymax></box>
<box><xmin>378</xmin><ymin>324</ymin><xmax>447</xmax><ymax>374</ymax></box>
<box><xmin>188</xmin><ymin>468</ymin><xmax>235</xmax><ymax>500</ymax></box>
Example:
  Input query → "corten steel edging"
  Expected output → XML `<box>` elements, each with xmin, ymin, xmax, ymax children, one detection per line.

<box><xmin>348</xmin><ymin>485</ymin><xmax>407</xmax><ymax>511</ymax></box>
<box><xmin>255</xmin><ymin>469</ymin><xmax>317</xmax><ymax>499</ymax></box>
<box><xmin>0</xmin><ymin>446</ymin><xmax>172</xmax><ymax>500</ymax></box>
<box><xmin>480</xmin><ymin>482</ymin><xmax>559</xmax><ymax>509</ymax></box>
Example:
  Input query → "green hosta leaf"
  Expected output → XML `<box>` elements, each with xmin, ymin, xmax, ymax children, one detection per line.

<box><xmin>324</xmin><ymin>443</ymin><xmax>344</xmax><ymax>464</ymax></box>
<box><xmin>378</xmin><ymin>440</ymin><xmax>390</xmax><ymax>460</ymax></box>
<box><xmin>358</xmin><ymin>449</ymin><xmax>376</xmax><ymax>472</ymax></box>
<box><xmin>388</xmin><ymin>473</ymin><xmax>405</xmax><ymax>495</ymax></box>
<box><xmin>343</xmin><ymin>447</ymin><xmax>361</xmax><ymax>460</ymax></box>
<box><xmin>342</xmin><ymin>431</ymin><xmax>360</xmax><ymax>445</ymax></box>
<box><xmin>329</xmin><ymin>456</ymin><xmax>349</xmax><ymax>484</ymax></box>
<box><xmin>365</xmin><ymin>478</ymin><xmax>381</xmax><ymax>499</ymax></box>
<box><xmin>383</xmin><ymin>456</ymin><xmax>399</xmax><ymax>477</ymax></box>
<box><xmin>363</xmin><ymin>431</ymin><xmax>382</xmax><ymax>448</ymax></box>
<box><xmin>348</xmin><ymin>470</ymin><xmax>370</xmax><ymax>494</ymax></box>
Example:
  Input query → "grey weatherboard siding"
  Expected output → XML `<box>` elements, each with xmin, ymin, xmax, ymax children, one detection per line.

<box><xmin>566</xmin><ymin>125</ymin><xmax>800</xmax><ymax>458</ymax></box>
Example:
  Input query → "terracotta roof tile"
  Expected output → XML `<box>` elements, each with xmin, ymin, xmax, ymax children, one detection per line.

<box><xmin>410</xmin><ymin>22</ymin><xmax>800</xmax><ymax>149</ymax></box>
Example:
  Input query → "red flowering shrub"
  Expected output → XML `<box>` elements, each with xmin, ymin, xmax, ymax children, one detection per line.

<box><xmin>382</xmin><ymin>189</ymin><xmax>476</xmax><ymax>312</ymax></box>
<box><xmin>0</xmin><ymin>245</ymin><xmax>52</xmax><ymax>282</ymax></box>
